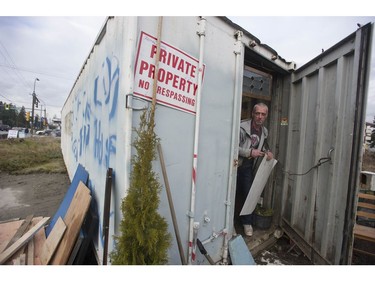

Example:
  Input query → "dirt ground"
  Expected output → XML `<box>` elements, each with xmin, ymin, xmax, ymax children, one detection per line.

<box><xmin>0</xmin><ymin>172</ymin><xmax>70</xmax><ymax>222</ymax></box>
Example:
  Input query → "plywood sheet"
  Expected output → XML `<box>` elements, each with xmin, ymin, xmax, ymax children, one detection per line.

<box><xmin>0</xmin><ymin>220</ymin><xmax>23</xmax><ymax>254</ymax></box>
<box><xmin>45</xmin><ymin>164</ymin><xmax>89</xmax><ymax>236</ymax></box>
<box><xmin>40</xmin><ymin>217</ymin><xmax>66</xmax><ymax>265</ymax></box>
<box><xmin>50</xmin><ymin>181</ymin><xmax>91</xmax><ymax>265</ymax></box>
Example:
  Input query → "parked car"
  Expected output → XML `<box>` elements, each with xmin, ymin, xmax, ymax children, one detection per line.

<box><xmin>0</xmin><ymin>124</ymin><xmax>10</xmax><ymax>131</ymax></box>
<box><xmin>35</xmin><ymin>130</ymin><xmax>45</xmax><ymax>135</ymax></box>
<box><xmin>35</xmin><ymin>129</ymin><xmax>53</xmax><ymax>136</ymax></box>
<box><xmin>52</xmin><ymin>129</ymin><xmax>61</xmax><ymax>137</ymax></box>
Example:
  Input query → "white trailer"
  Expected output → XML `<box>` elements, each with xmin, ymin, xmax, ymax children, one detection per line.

<box><xmin>61</xmin><ymin>16</ymin><xmax>373</xmax><ymax>265</ymax></box>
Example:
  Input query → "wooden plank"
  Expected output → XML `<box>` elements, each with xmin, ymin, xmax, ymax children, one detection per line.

<box><xmin>0</xmin><ymin>218</ymin><xmax>20</xmax><ymax>224</ymax></box>
<box><xmin>19</xmin><ymin>253</ymin><xmax>26</xmax><ymax>265</ymax></box>
<box><xmin>357</xmin><ymin>210</ymin><xmax>375</xmax><ymax>220</ymax></box>
<box><xmin>2</xmin><ymin>214</ymin><xmax>34</xmax><ymax>251</ymax></box>
<box><xmin>67</xmin><ymin>231</ymin><xmax>84</xmax><ymax>265</ymax></box>
<box><xmin>40</xmin><ymin>217</ymin><xmax>66</xmax><ymax>265</ymax></box>
<box><xmin>50</xmin><ymin>181</ymin><xmax>91</xmax><ymax>265</ymax></box>
<box><xmin>27</xmin><ymin>238</ymin><xmax>34</xmax><ymax>265</ymax></box>
<box><xmin>358</xmin><ymin>202</ymin><xmax>375</xmax><ymax>210</ymax></box>
<box><xmin>0</xmin><ymin>217</ymin><xmax>49</xmax><ymax>265</ymax></box>
<box><xmin>73</xmin><ymin>209</ymin><xmax>98</xmax><ymax>265</ymax></box>
<box><xmin>353</xmin><ymin>224</ymin><xmax>375</xmax><ymax>242</ymax></box>
<box><xmin>0</xmin><ymin>220</ymin><xmax>23</xmax><ymax>253</ymax></box>
<box><xmin>358</xmin><ymin>192</ymin><xmax>375</xmax><ymax>200</ymax></box>
<box><xmin>353</xmin><ymin>247</ymin><xmax>375</xmax><ymax>257</ymax></box>
<box><xmin>32</xmin><ymin>218</ymin><xmax>47</xmax><ymax>265</ymax></box>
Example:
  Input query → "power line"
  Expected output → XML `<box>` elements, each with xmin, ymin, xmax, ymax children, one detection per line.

<box><xmin>0</xmin><ymin>93</ymin><xmax>13</xmax><ymax>103</ymax></box>
<box><xmin>0</xmin><ymin>41</ymin><xmax>31</xmax><ymax>90</ymax></box>
<box><xmin>0</xmin><ymin>63</ymin><xmax>74</xmax><ymax>81</ymax></box>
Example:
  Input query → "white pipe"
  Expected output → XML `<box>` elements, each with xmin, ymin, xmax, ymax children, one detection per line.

<box><xmin>222</xmin><ymin>30</ymin><xmax>243</xmax><ymax>264</ymax></box>
<box><xmin>123</xmin><ymin>16</ymin><xmax>138</xmax><ymax>222</ymax></box>
<box><xmin>187</xmin><ymin>16</ymin><xmax>206</xmax><ymax>265</ymax></box>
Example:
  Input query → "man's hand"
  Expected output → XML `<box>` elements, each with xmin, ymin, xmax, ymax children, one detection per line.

<box><xmin>265</xmin><ymin>150</ymin><xmax>274</xmax><ymax>161</ymax></box>
<box><xmin>251</xmin><ymin>149</ymin><xmax>274</xmax><ymax>160</ymax></box>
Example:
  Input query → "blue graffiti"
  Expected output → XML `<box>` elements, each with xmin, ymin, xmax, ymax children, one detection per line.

<box><xmin>105</xmin><ymin>135</ymin><xmax>116</xmax><ymax>168</ymax></box>
<box><xmin>94</xmin><ymin>57</ymin><xmax>120</xmax><ymax>120</ymax></box>
<box><xmin>71</xmin><ymin>55</ymin><xmax>120</xmax><ymax>169</ymax></box>
<box><xmin>94</xmin><ymin>118</ymin><xmax>104</xmax><ymax>165</ymax></box>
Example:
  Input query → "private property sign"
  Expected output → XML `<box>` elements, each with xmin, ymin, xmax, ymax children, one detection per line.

<box><xmin>134</xmin><ymin>32</ymin><xmax>205</xmax><ymax>115</ymax></box>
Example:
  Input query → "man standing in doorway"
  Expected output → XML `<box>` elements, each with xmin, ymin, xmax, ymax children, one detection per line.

<box><xmin>237</xmin><ymin>103</ymin><xmax>274</xmax><ymax>236</ymax></box>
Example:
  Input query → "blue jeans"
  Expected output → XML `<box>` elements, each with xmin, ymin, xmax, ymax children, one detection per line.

<box><xmin>237</xmin><ymin>158</ymin><xmax>255</xmax><ymax>225</ymax></box>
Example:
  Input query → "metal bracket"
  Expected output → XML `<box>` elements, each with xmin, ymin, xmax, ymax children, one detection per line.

<box><xmin>125</xmin><ymin>94</ymin><xmax>149</xmax><ymax>110</ymax></box>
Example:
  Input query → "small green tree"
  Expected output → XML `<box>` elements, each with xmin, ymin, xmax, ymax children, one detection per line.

<box><xmin>110</xmin><ymin>109</ymin><xmax>171</xmax><ymax>265</ymax></box>
<box><xmin>17</xmin><ymin>106</ymin><xmax>27</xmax><ymax>128</ymax></box>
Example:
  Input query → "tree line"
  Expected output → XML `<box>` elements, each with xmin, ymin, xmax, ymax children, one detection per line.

<box><xmin>0</xmin><ymin>100</ymin><xmax>44</xmax><ymax>129</ymax></box>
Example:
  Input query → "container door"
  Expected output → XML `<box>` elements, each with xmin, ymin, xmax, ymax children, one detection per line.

<box><xmin>280</xmin><ymin>23</ymin><xmax>373</xmax><ymax>264</ymax></box>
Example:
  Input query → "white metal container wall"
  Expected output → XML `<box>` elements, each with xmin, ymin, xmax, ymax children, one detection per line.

<box><xmin>281</xmin><ymin>25</ymin><xmax>373</xmax><ymax>264</ymax></box>
<box><xmin>61</xmin><ymin>17</ymin><xmax>138</xmax><ymax>263</ymax></box>
<box><xmin>133</xmin><ymin>17</ymin><xmax>241</xmax><ymax>264</ymax></box>
<box><xmin>61</xmin><ymin>17</ymin><xmax>243</xmax><ymax>264</ymax></box>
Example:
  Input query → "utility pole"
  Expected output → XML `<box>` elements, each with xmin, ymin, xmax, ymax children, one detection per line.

<box><xmin>31</xmin><ymin>78</ymin><xmax>39</xmax><ymax>135</ymax></box>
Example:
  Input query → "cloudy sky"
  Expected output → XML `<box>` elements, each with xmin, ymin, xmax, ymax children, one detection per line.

<box><xmin>0</xmin><ymin>16</ymin><xmax>106</xmax><ymax>120</ymax></box>
<box><xmin>1</xmin><ymin>3</ymin><xmax>374</xmax><ymax>123</ymax></box>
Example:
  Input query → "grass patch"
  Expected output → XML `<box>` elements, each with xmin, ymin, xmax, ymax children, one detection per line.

<box><xmin>0</xmin><ymin>137</ymin><xmax>67</xmax><ymax>174</ymax></box>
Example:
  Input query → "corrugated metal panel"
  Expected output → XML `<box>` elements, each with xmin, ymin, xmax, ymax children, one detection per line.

<box><xmin>281</xmin><ymin>23</ymin><xmax>373</xmax><ymax>264</ymax></box>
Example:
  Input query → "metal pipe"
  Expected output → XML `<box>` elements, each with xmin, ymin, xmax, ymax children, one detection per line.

<box><xmin>222</xmin><ymin>30</ymin><xmax>243</xmax><ymax>264</ymax></box>
<box><xmin>123</xmin><ymin>16</ymin><xmax>138</xmax><ymax>233</ymax></box>
<box><xmin>187</xmin><ymin>16</ymin><xmax>206</xmax><ymax>265</ymax></box>
<box><xmin>31</xmin><ymin>77</ymin><xmax>39</xmax><ymax>135</ymax></box>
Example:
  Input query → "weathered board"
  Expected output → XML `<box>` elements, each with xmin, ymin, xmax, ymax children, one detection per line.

<box><xmin>50</xmin><ymin>181</ymin><xmax>91</xmax><ymax>265</ymax></box>
<box><xmin>41</xmin><ymin>217</ymin><xmax>66</xmax><ymax>265</ymax></box>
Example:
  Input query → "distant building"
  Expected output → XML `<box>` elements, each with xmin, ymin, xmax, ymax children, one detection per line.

<box><xmin>51</xmin><ymin>117</ymin><xmax>61</xmax><ymax>129</ymax></box>
<box><xmin>365</xmin><ymin>121</ymin><xmax>375</xmax><ymax>145</ymax></box>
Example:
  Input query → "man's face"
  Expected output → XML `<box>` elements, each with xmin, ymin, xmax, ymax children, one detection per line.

<box><xmin>252</xmin><ymin>105</ymin><xmax>268</xmax><ymax>126</ymax></box>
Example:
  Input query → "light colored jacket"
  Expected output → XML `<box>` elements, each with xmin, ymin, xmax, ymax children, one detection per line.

<box><xmin>238</xmin><ymin>119</ymin><xmax>268</xmax><ymax>167</ymax></box>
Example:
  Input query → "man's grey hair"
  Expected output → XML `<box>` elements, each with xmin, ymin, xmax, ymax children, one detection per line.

<box><xmin>252</xmin><ymin>103</ymin><xmax>268</xmax><ymax>113</ymax></box>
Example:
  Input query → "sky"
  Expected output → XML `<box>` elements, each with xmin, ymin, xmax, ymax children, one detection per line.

<box><xmin>0</xmin><ymin>16</ymin><xmax>106</xmax><ymax>121</ymax></box>
<box><xmin>1</xmin><ymin>2</ymin><xmax>375</xmax><ymax>125</ymax></box>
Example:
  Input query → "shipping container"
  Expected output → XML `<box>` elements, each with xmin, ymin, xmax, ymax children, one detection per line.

<box><xmin>61</xmin><ymin>16</ymin><xmax>373</xmax><ymax>265</ymax></box>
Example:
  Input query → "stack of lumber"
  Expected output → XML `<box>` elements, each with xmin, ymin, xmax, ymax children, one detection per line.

<box><xmin>353</xmin><ymin>191</ymin><xmax>375</xmax><ymax>257</ymax></box>
<box><xmin>0</xmin><ymin>181</ymin><xmax>91</xmax><ymax>265</ymax></box>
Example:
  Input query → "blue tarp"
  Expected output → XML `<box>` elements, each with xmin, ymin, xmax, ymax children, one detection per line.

<box><xmin>45</xmin><ymin>164</ymin><xmax>89</xmax><ymax>236</ymax></box>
